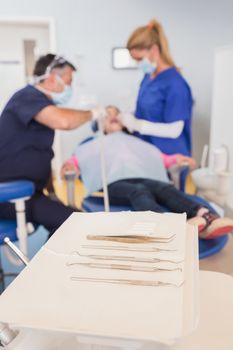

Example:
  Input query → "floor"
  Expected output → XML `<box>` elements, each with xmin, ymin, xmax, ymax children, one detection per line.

<box><xmin>199</xmin><ymin>233</ymin><xmax>233</xmax><ymax>276</ymax></box>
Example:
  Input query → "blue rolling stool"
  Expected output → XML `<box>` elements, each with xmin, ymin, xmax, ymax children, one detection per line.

<box><xmin>0</xmin><ymin>180</ymin><xmax>35</xmax><ymax>292</ymax></box>
<box><xmin>82</xmin><ymin>194</ymin><xmax>229</xmax><ymax>259</ymax></box>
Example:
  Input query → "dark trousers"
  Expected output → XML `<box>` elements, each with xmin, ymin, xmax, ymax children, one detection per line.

<box><xmin>108</xmin><ymin>179</ymin><xmax>201</xmax><ymax>219</ymax></box>
<box><xmin>0</xmin><ymin>191</ymin><xmax>76</xmax><ymax>237</ymax></box>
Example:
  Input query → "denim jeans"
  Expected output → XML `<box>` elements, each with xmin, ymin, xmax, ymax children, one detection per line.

<box><xmin>108</xmin><ymin>179</ymin><xmax>201</xmax><ymax>219</ymax></box>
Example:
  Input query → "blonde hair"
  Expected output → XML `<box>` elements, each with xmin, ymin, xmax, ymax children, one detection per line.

<box><xmin>127</xmin><ymin>19</ymin><xmax>176</xmax><ymax>68</ymax></box>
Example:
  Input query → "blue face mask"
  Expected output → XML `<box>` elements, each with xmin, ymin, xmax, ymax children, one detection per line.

<box><xmin>50</xmin><ymin>84</ymin><xmax>73</xmax><ymax>105</ymax></box>
<box><xmin>138</xmin><ymin>58</ymin><xmax>157</xmax><ymax>75</ymax></box>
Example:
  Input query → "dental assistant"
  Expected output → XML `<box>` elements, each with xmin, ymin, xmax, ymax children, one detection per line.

<box><xmin>120</xmin><ymin>19</ymin><xmax>193</xmax><ymax>156</ymax></box>
<box><xmin>0</xmin><ymin>54</ymin><xmax>105</xmax><ymax>237</ymax></box>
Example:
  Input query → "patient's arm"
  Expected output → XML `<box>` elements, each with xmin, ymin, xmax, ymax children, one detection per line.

<box><xmin>161</xmin><ymin>153</ymin><xmax>196</xmax><ymax>169</ymax></box>
<box><xmin>161</xmin><ymin>153</ymin><xmax>196</xmax><ymax>190</ymax></box>
<box><xmin>175</xmin><ymin>154</ymin><xmax>196</xmax><ymax>169</ymax></box>
<box><xmin>60</xmin><ymin>156</ymin><xmax>80</xmax><ymax>178</ymax></box>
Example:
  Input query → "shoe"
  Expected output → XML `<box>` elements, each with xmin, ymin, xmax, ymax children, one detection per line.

<box><xmin>199</xmin><ymin>217</ymin><xmax>233</xmax><ymax>239</ymax></box>
<box><xmin>187</xmin><ymin>216</ymin><xmax>206</xmax><ymax>233</ymax></box>
<box><xmin>188</xmin><ymin>211</ymin><xmax>220</xmax><ymax>235</ymax></box>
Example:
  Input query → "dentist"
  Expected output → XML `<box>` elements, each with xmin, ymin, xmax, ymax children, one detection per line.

<box><xmin>0</xmin><ymin>53</ymin><xmax>105</xmax><ymax>237</ymax></box>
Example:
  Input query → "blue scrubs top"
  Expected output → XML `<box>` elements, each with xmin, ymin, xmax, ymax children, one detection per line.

<box><xmin>135</xmin><ymin>67</ymin><xmax>193</xmax><ymax>156</ymax></box>
<box><xmin>0</xmin><ymin>85</ymin><xmax>54</xmax><ymax>190</ymax></box>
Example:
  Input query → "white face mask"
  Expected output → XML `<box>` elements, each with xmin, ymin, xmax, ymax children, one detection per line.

<box><xmin>35</xmin><ymin>75</ymin><xmax>73</xmax><ymax>105</ymax></box>
<box><xmin>138</xmin><ymin>57</ymin><xmax>157</xmax><ymax>74</ymax></box>
<box><xmin>50</xmin><ymin>85</ymin><xmax>73</xmax><ymax>105</ymax></box>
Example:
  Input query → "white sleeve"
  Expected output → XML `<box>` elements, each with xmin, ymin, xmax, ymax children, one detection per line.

<box><xmin>135</xmin><ymin>119</ymin><xmax>184</xmax><ymax>138</ymax></box>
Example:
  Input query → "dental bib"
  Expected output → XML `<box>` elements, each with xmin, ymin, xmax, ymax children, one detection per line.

<box><xmin>74</xmin><ymin>131</ymin><xmax>169</xmax><ymax>196</ymax></box>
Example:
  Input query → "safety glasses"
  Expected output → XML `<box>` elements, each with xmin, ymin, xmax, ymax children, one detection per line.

<box><xmin>45</xmin><ymin>55</ymin><xmax>67</xmax><ymax>75</ymax></box>
<box><xmin>33</xmin><ymin>55</ymin><xmax>67</xmax><ymax>84</ymax></box>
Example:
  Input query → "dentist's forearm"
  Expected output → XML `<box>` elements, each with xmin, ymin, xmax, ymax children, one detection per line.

<box><xmin>35</xmin><ymin>105</ymin><xmax>92</xmax><ymax>130</ymax></box>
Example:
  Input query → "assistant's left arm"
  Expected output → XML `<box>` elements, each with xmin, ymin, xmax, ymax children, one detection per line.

<box><xmin>119</xmin><ymin>112</ymin><xmax>184</xmax><ymax>138</ymax></box>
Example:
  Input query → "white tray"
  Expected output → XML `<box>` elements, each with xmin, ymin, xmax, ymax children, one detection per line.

<box><xmin>0</xmin><ymin>212</ymin><xmax>199</xmax><ymax>347</ymax></box>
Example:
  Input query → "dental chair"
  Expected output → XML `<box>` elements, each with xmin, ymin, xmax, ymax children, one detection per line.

<box><xmin>66</xmin><ymin>124</ymin><xmax>229</xmax><ymax>259</ymax></box>
<box><xmin>0</xmin><ymin>180</ymin><xmax>35</xmax><ymax>292</ymax></box>
<box><xmin>66</xmin><ymin>167</ymin><xmax>229</xmax><ymax>260</ymax></box>
<box><xmin>82</xmin><ymin>193</ymin><xmax>229</xmax><ymax>259</ymax></box>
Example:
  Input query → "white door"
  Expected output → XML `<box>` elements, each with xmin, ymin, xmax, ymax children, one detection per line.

<box><xmin>0</xmin><ymin>21</ymin><xmax>51</xmax><ymax>112</ymax></box>
<box><xmin>0</xmin><ymin>19</ymin><xmax>62</xmax><ymax>180</ymax></box>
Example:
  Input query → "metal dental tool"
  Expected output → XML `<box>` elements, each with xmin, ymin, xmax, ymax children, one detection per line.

<box><xmin>98</xmin><ymin>115</ymin><xmax>110</xmax><ymax>212</ymax></box>
<box><xmin>70</xmin><ymin>276</ymin><xmax>184</xmax><ymax>288</ymax></box>
<box><xmin>81</xmin><ymin>244</ymin><xmax>177</xmax><ymax>252</ymax></box>
<box><xmin>66</xmin><ymin>261</ymin><xmax>182</xmax><ymax>272</ymax></box>
<box><xmin>71</xmin><ymin>251</ymin><xmax>183</xmax><ymax>264</ymax></box>
<box><xmin>86</xmin><ymin>234</ymin><xmax>175</xmax><ymax>244</ymax></box>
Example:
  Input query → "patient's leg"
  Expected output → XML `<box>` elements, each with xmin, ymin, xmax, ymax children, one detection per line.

<box><xmin>108</xmin><ymin>179</ymin><xmax>164</xmax><ymax>212</ymax></box>
<box><xmin>139</xmin><ymin>179</ymin><xmax>233</xmax><ymax>238</ymax></box>
<box><xmin>138</xmin><ymin>179</ymin><xmax>201</xmax><ymax>218</ymax></box>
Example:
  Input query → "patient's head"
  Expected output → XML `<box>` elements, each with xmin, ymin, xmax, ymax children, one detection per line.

<box><xmin>104</xmin><ymin>106</ymin><xmax>123</xmax><ymax>134</ymax></box>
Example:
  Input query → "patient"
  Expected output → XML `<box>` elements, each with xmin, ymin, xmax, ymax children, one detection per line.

<box><xmin>61</xmin><ymin>107</ymin><xmax>233</xmax><ymax>239</ymax></box>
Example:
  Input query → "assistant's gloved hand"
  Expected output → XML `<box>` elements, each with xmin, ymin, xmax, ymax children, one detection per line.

<box><xmin>118</xmin><ymin>112</ymin><xmax>138</xmax><ymax>133</ymax></box>
<box><xmin>91</xmin><ymin>107</ymin><xmax>107</xmax><ymax>121</ymax></box>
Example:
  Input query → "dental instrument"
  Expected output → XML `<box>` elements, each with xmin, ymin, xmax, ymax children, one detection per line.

<box><xmin>98</xmin><ymin>116</ymin><xmax>110</xmax><ymax>212</ymax></box>
<box><xmin>66</xmin><ymin>261</ymin><xmax>182</xmax><ymax>272</ymax></box>
<box><xmin>70</xmin><ymin>276</ymin><xmax>184</xmax><ymax>287</ymax></box>
<box><xmin>81</xmin><ymin>244</ymin><xmax>177</xmax><ymax>252</ymax></box>
<box><xmin>71</xmin><ymin>251</ymin><xmax>183</xmax><ymax>264</ymax></box>
<box><xmin>86</xmin><ymin>234</ymin><xmax>175</xmax><ymax>244</ymax></box>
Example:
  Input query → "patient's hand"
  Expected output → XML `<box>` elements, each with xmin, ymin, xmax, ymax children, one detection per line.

<box><xmin>60</xmin><ymin>162</ymin><xmax>80</xmax><ymax>178</ymax></box>
<box><xmin>176</xmin><ymin>154</ymin><xmax>196</xmax><ymax>170</ymax></box>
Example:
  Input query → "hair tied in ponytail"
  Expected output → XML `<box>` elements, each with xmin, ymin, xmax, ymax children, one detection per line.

<box><xmin>147</xmin><ymin>20</ymin><xmax>155</xmax><ymax>30</ymax></box>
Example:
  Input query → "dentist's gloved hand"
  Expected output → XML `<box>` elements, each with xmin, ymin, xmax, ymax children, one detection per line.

<box><xmin>91</xmin><ymin>107</ymin><xmax>107</xmax><ymax>121</ymax></box>
<box><xmin>118</xmin><ymin>112</ymin><xmax>138</xmax><ymax>133</ymax></box>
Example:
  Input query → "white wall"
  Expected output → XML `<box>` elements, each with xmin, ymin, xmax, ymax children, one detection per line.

<box><xmin>210</xmin><ymin>46</ymin><xmax>233</xmax><ymax>171</ymax></box>
<box><xmin>1</xmin><ymin>0</ymin><xmax>233</xmax><ymax>161</ymax></box>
